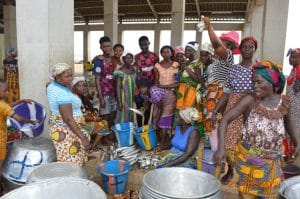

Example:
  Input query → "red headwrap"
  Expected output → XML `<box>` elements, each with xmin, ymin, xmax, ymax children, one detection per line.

<box><xmin>240</xmin><ymin>37</ymin><xmax>258</xmax><ymax>50</ymax></box>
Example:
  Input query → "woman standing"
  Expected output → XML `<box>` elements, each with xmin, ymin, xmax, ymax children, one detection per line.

<box><xmin>286</xmin><ymin>48</ymin><xmax>300</xmax><ymax>149</ymax></box>
<box><xmin>213</xmin><ymin>37</ymin><xmax>257</xmax><ymax>184</ymax></box>
<box><xmin>214</xmin><ymin>60</ymin><xmax>298</xmax><ymax>198</ymax></box>
<box><xmin>47</xmin><ymin>63</ymin><xmax>90</xmax><ymax>166</ymax></box>
<box><xmin>114</xmin><ymin>52</ymin><xmax>136</xmax><ymax>123</ymax></box>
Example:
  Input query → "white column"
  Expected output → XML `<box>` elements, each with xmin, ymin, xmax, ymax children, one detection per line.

<box><xmin>3</xmin><ymin>5</ymin><xmax>17</xmax><ymax>52</ymax></box>
<box><xmin>83</xmin><ymin>24</ymin><xmax>89</xmax><ymax>64</ymax></box>
<box><xmin>103</xmin><ymin>0</ymin><xmax>118</xmax><ymax>44</ymax></box>
<box><xmin>171</xmin><ymin>0</ymin><xmax>185</xmax><ymax>47</ymax></box>
<box><xmin>16</xmin><ymin>0</ymin><xmax>74</xmax><ymax>137</ymax></box>
<box><xmin>261</xmin><ymin>0</ymin><xmax>289</xmax><ymax>64</ymax></box>
<box><xmin>196</xmin><ymin>31</ymin><xmax>203</xmax><ymax>46</ymax></box>
<box><xmin>154</xmin><ymin>21</ymin><xmax>161</xmax><ymax>55</ymax></box>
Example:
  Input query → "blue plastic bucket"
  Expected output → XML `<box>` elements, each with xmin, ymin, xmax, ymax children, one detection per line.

<box><xmin>134</xmin><ymin>125</ymin><xmax>157</xmax><ymax>151</ymax></box>
<box><xmin>98</xmin><ymin>160</ymin><xmax>131</xmax><ymax>194</ymax></box>
<box><xmin>7</xmin><ymin>102</ymin><xmax>46</xmax><ymax>137</ymax></box>
<box><xmin>112</xmin><ymin>122</ymin><xmax>135</xmax><ymax>147</ymax></box>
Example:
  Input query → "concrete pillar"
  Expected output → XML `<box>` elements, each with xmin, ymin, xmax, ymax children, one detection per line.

<box><xmin>118</xmin><ymin>25</ymin><xmax>122</xmax><ymax>44</ymax></box>
<box><xmin>170</xmin><ymin>0</ymin><xmax>185</xmax><ymax>47</ymax></box>
<box><xmin>261</xmin><ymin>0</ymin><xmax>289</xmax><ymax>64</ymax></box>
<box><xmin>154</xmin><ymin>21</ymin><xmax>161</xmax><ymax>55</ymax></box>
<box><xmin>16</xmin><ymin>0</ymin><xmax>74</xmax><ymax>136</ymax></box>
<box><xmin>103</xmin><ymin>0</ymin><xmax>118</xmax><ymax>44</ymax></box>
<box><xmin>196</xmin><ymin>31</ymin><xmax>203</xmax><ymax>46</ymax></box>
<box><xmin>83</xmin><ymin>24</ymin><xmax>89</xmax><ymax>64</ymax></box>
<box><xmin>3</xmin><ymin>5</ymin><xmax>17</xmax><ymax>52</ymax></box>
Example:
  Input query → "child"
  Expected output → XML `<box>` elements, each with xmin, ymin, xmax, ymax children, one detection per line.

<box><xmin>114</xmin><ymin>52</ymin><xmax>136</xmax><ymax>123</ymax></box>
<box><xmin>71</xmin><ymin>77</ymin><xmax>111</xmax><ymax>150</ymax></box>
<box><xmin>0</xmin><ymin>78</ymin><xmax>37</xmax><ymax>195</ymax></box>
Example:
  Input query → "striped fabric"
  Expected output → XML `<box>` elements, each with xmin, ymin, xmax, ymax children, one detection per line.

<box><xmin>209</xmin><ymin>49</ymin><xmax>234</xmax><ymax>83</ymax></box>
<box><xmin>114</xmin><ymin>70</ymin><xmax>136</xmax><ymax>123</ymax></box>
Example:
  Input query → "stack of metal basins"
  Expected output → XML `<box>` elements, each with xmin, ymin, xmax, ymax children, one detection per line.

<box><xmin>140</xmin><ymin>168</ymin><xmax>222</xmax><ymax>199</ymax></box>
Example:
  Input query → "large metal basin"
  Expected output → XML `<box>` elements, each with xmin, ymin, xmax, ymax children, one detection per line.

<box><xmin>27</xmin><ymin>162</ymin><xmax>88</xmax><ymax>184</ymax></box>
<box><xmin>0</xmin><ymin>177</ymin><xmax>106</xmax><ymax>199</ymax></box>
<box><xmin>2</xmin><ymin>137</ymin><xmax>56</xmax><ymax>183</ymax></box>
<box><xmin>279</xmin><ymin>175</ymin><xmax>300</xmax><ymax>199</ymax></box>
<box><xmin>141</xmin><ymin>168</ymin><xmax>221</xmax><ymax>199</ymax></box>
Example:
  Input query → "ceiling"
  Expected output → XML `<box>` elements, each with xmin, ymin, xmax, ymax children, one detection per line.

<box><xmin>74</xmin><ymin>0</ymin><xmax>251</xmax><ymax>24</ymax></box>
<box><xmin>0</xmin><ymin>0</ymin><xmax>252</xmax><ymax>33</ymax></box>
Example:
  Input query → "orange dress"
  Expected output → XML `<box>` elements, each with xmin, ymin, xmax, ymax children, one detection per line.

<box><xmin>0</xmin><ymin>100</ymin><xmax>15</xmax><ymax>160</ymax></box>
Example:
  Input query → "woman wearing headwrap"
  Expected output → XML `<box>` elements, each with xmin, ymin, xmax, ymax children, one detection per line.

<box><xmin>202</xmin><ymin>16</ymin><xmax>238</xmax><ymax>138</ymax></box>
<box><xmin>157</xmin><ymin>107</ymin><xmax>200</xmax><ymax>168</ymax></box>
<box><xmin>47</xmin><ymin>63</ymin><xmax>90</xmax><ymax>166</ymax></box>
<box><xmin>212</xmin><ymin>36</ymin><xmax>257</xmax><ymax>184</ymax></box>
<box><xmin>3</xmin><ymin>48</ymin><xmax>19</xmax><ymax>103</ymax></box>
<box><xmin>114</xmin><ymin>52</ymin><xmax>136</xmax><ymax>123</ymax></box>
<box><xmin>71</xmin><ymin>77</ymin><xmax>110</xmax><ymax>150</ymax></box>
<box><xmin>176</xmin><ymin>41</ymin><xmax>205</xmax><ymax>136</ymax></box>
<box><xmin>214</xmin><ymin>60</ymin><xmax>298</xmax><ymax>198</ymax></box>
<box><xmin>174</xmin><ymin>46</ymin><xmax>186</xmax><ymax>82</ymax></box>
<box><xmin>286</xmin><ymin>48</ymin><xmax>300</xmax><ymax>155</ymax></box>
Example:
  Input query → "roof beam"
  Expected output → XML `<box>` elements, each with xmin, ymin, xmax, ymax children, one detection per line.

<box><xmin>194</xmin><ymin>0</ymin><xmax>201</xmax><ymax>19</ymax></box>
<box><xmin>74</xmin><ymin>8</ymin><xmax>88</xmax><ymax>23</ymax></box>
<box><xmin>146</xmin><ymin>0</ymin><xmax>158</xmax><ymax>19</ymax></box>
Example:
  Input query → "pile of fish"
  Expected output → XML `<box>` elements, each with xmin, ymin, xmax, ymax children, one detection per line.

<box><xmin>99</xmin><ymin>145</ymin><xmax>161</xmax><ymax>169</ymax></box>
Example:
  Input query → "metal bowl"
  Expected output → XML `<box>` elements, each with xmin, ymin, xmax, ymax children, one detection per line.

<box><xmin>27</xmin><ymin>162</ymin><xmax>88</xmax><ymax>184</ymax></box>
<box><xmin>2</xmin><ymin>137</ymin><xmax>56</xmax><ymax>183</ymax></box>
<box><xmin>279</xmin><ymin>175</ymin><xmax>300</xmax><ymax>199</ymax></box>
<box><xmin>1</xmin><ymin>177</ymin><xmax>106</xmax><ymax>199</ymax></box>
<box><xmin>142</xmin><ymin>168</ymin><xmax>221</xmax><ymax>199</ymax></box>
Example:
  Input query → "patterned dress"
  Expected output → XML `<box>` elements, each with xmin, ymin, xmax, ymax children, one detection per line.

<box><xmin>223</xmin><ymin>64</ymin><xmax>253</xmax><ymax>163</ymax></box>
<box><xmin>3</xmin><ymin>58</ymin><xmax>19</xmax><ymax>103</ymax></box>
<box><xmin>113</xmin><ymin>70</ymin><xmax>136</xmax><ymax>123</ymax></box>
<box><xmin>47</xmin><ymin>81</ymin><xmax>90</xmax><ymax>166</ymax></box>
<box><xmin>235</xmin><ymin>95</ymin><xmax>290</xmax><ymax>198</ymax></box>
<box><xmin>0</xmin><ymin>100</ymin><xmax>14</xmax><ymax>160</ymax></box>
<box><xmin>286</xmin><ymin>65</ymin><xmax>300</xmax><ymax>144</ymax></box>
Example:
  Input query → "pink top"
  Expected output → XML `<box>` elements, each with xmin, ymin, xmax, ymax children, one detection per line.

<box><xmin>155</xmin><ymin>61</ymin><xmax>178</xmax><ymax>85</ymax></box>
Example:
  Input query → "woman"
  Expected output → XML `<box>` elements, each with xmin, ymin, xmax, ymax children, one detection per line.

<box><xmin>176</xmin><ymin>42</ymin><xmax>205</xmax><ymax>135</ymax></box>
<box><xmin>202</xmin><ymin>16</ymin><xmax>239</xmax><ymax>136</ymax></box>
<box><xmin>151</xmin><ymin>46</ymin><xmax>178</xmax><ymax>151</ymax></box>
<box><xmin>174</xmin><ymin>46</ymin><xmax>186</xmax><ymax>82</ymax></box>
<box><xmin>157</xmin><ymin>107</ymin><xmax>200</xmax><ymax>168</ymax></box>
<box><xmin>214</xmin><ymin>60</ymin><xmax>298</xmax><ymax>198</ymax></box>
<box><xmin>3</xmin><ymin>48</ymin><xmax>19</xmax><ymax>103</ymax></box>
<box><xmin>286</xmin><ymin>48</ymin><xmax>300</xmax><ymax>154</ymax></box>
<box><xmin>71</xmin><ymin>77</ymin><xmax>110</xmax><ymax>150</ymax></box>
<box><xmin>114</xmin><ymin>52</ymin><xmax>136</xmax><ymax>123</ymax></box>
<box><xmin>47</xmin><ymin>63</ymin><xmax>90</xmax><ymax>166</ymax></box>
<box><xmin>213</xmin><ymin>37</ymin><xmax>257</xmax><ymax>184</ymax></box>
<box><xmin>112</xmin><ymin>43</ymin><xmax>124</xmax><ymax>70</ymax></box>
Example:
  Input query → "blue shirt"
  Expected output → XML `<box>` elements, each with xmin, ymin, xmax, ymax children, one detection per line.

<box><xmin>46</xmin><ymin>81</ymin><xmax>83</xmax><ymax>116</ymax></box>
<box><xmin>171</xmin><ymin>126</ymin><xmax>195</xmax><ymax>152</ymax></box>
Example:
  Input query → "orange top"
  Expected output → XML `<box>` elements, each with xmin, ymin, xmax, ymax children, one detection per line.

<box><xmin>155</xmin><ymin>61</ymin><xmax>179</xmax><ymax>85</ymax></box>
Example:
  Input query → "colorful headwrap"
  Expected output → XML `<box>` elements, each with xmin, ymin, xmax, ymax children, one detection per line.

<box><xmin>252</xmin><ymin>60</ymin><xmax>285</xmax><ymax>94</ymax></box>
<box><xmin>219</xmin><ymin>31</ymin><xmax>240</xmax><ymax>55</ymax></box>
<box><xmin>174</xmin><ymin>46</ymin><xmax>185</xmax><ymax>57</ymax></box>
<box><xmin>240</xmin><ymin>36</ymin><xmax>258</xmax><ymax>50</ymax></box>
<box><xmin>179</xmin><ymin>107</ymin><xmax>199</xmax><ymax>124</ymax></box>
<box><xmin>72</xmin><ymin>76</ymin><xmax>85</xmax><ymax>87</ymax></box>
<box><xmin>49</xmin><ymin>63</ymin><xmax>72</xmax><ymax>80</ymax></box>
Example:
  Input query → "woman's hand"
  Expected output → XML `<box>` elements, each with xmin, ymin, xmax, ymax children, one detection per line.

<box><xmin>213</xmin><ymin>147</ymin><xmax>225</xmax><ymax>165</ymax></box>
<box><xmin>99</xmin><ymin>98</ymin><xmax>106</xmax><ymax>108</ymax></box>
<box><xmin>202</xmin><ymin>16</ymin><xmax>211</xmax><ymax>29</ymax></box>
<box><xmin>82</xmin><ymin>138</ymin><xmax>91</xmax><ymax>150</ymax></box>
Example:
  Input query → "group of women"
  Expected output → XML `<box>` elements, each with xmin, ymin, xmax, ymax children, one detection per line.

<box><xmin>45</xmin><ymin>16</ymin><xmax>300</xmax><ymax>199</ymax></box>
